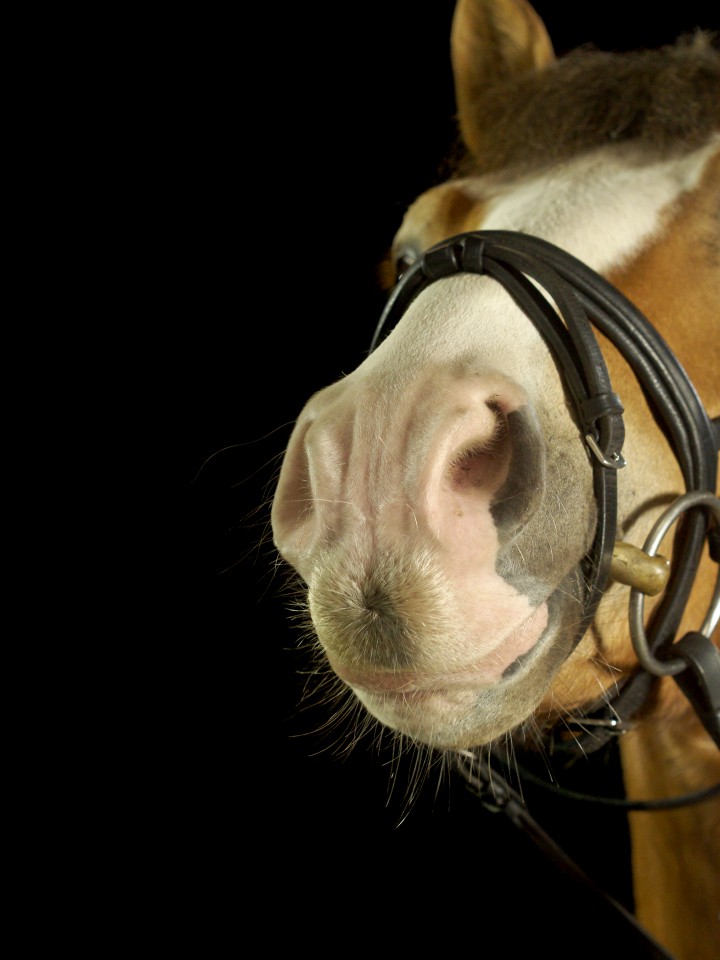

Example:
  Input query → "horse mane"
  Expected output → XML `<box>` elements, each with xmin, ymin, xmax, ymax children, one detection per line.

<box><xmin>453</xmin><ymin>31</ymin><xmax>720</xmax><ymax>177</ymax></box>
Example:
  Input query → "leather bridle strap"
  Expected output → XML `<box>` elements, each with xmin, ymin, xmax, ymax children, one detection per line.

<box><xmin>481</xmin><ymin>232</ymin><xmax>718</xmax><ymax>753</ymax></box>
<box><xmin>371</xmin><ymin>229</ymin><xmax>718</xmax><ymax>695</ymax></box>
<box><xmin>456</xmin><ymin>751</ymin><xmax>677</xmax><ymax>960</ymax></box>
<box><xmin>485</xmin><ymin>231</ymin><xmax>717</xmax><ymax>658</ymax></box>
<box><xmin>371</xmin><ymin>230</ymin><xmax>626</xmax><ymax>651</ymax></box>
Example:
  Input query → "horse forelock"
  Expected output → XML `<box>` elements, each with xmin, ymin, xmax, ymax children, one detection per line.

<box><xmin>455</xmin><ymin>31</ymin><xmax>720</xmax><ymax>177</ymax></box>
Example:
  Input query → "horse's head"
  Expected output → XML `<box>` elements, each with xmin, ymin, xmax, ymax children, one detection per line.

<box><xmin>271</xmin><ymin>0</ymin><xmax>720</xmax><ymax>752</ymax></box>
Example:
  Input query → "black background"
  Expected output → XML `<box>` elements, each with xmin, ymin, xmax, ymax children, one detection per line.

<box><xmin>182</xmin><ymin>2</ymin><xmax>717</xmax><ymax>952</ymax></box>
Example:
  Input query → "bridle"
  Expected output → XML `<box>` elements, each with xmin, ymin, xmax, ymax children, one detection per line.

<box><xmin>369</xmin><ymin>229</ymin><xmax>720</xmax><ymax>759</ymax></box>
<box><xmin>367</xmin><ymin>229</ymin><xmax>720</xmax><ymax>954</ymax></box>
<box><xmin>368</xmin><ymin>232</ymin><xmax>720</xmax><ymax>950</ymax></box>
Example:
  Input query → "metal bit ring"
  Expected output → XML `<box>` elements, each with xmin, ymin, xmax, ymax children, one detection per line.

<box><xmin>628</xmin><ymin>491</ymin><xmax>720</xmax><ymax>677</ymax></box>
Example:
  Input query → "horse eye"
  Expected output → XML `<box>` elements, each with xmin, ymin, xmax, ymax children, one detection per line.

<box><xmin>395</xmin><ymin>250</ymin><xmax>418</xmax><ymax>282</ymax></box>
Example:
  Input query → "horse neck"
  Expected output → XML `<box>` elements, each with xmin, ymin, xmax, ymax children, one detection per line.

<box><xmin>620</xmin><ymin>717</ymin><xmax>720</xmax><ymax>959</ymax></box>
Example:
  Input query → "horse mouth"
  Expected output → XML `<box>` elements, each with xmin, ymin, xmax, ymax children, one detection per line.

<box><xmin>328</xmin><ymin>603</ymin><xmax>551</xmax><ymax>695</ymax></box>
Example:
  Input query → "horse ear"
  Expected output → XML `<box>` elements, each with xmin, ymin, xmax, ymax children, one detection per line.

<box><xmin>451</xmin><ymin>0</ymin><xmax>555</xmax><ymax>162</ymax></box>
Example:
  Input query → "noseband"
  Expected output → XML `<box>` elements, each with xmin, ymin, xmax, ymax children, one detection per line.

<box><xmin>370</xmin><ymin>230</ymin><xmax>720</xmax><ymax>751</ymax></box>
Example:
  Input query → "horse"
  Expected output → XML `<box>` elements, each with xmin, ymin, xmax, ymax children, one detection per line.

<box><xmin>269</xmin><ymin>2</ymin><xmax>719</xmax><ymax>956</ymax></box>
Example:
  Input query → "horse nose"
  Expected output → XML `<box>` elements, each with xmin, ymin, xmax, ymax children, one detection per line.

<box><xmin>271</xmin><ymin>372</ymin><xmax>541</xmax><ymax>579</ymax></box>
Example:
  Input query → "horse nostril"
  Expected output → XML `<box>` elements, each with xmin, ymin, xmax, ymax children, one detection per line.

<box><xmin>446</xmin><ymin>413</ymin><xmax>509</xmax><ymax>493</ymax></box>
<box><xmin>489</xmin><ymin>408</ymin><xmax>545</xmax><ymax>538</ymax></box>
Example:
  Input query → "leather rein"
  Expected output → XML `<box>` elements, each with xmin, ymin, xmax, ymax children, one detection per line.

<box><xmin>369</xmin><ymin>229</ymin><xmax>720</xmax><ymax>767</ymax></box>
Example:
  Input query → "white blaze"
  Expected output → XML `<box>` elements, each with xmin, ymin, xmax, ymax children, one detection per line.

<box><xmin>479</xmin><ymin>138</ymin><xmax>718</xmax><ymax>272</ymax></box>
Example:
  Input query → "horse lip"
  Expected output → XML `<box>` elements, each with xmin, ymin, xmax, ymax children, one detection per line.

<box><xmin>328</xmin><ymin>606</ymin><xmax>553</xmax><ymax>693</ymax></box>
<box><xmin>328</xmin><ymin>661</ymin><xmax>431</xmax><ymax>693</ymax></box>
<box><xmin>330</xmin><ymin>660</ymin><xmax>516</xmax><ymax>694</ymax></box>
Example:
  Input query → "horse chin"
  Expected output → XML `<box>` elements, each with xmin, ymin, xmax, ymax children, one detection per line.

<box><xmin>337</xmin><ymin>600</ymin><xmax>576</xmax><ymax>751</ymax></box>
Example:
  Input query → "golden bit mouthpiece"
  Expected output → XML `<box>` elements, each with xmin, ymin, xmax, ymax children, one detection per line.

<box><xmin>610</xmin><ymin>541</ymin><xmax>670</xmax><ymax>596</ymax></box>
